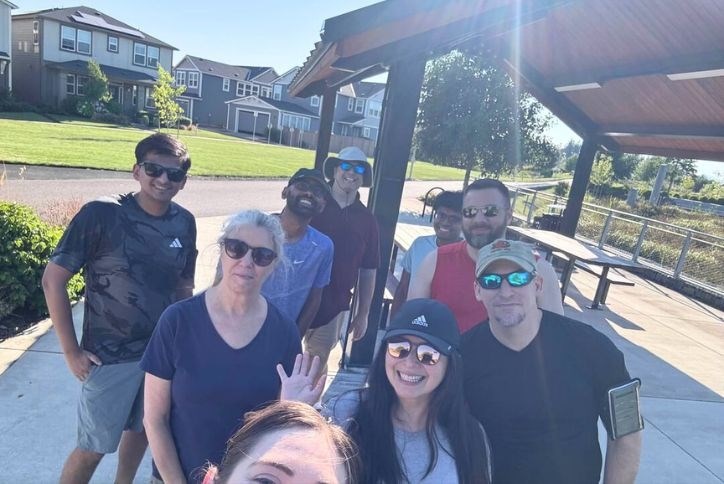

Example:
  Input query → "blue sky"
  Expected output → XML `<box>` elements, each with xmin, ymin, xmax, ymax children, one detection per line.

<box><xmin>12</xmin><ymin>1</ymin><xmax>722</xmax><ymax>180</ymax></box>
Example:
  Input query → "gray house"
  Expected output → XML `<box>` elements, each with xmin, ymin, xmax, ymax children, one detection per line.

<box><xmin>331</xmin><ymin>81</ymin><xmax>384</xmax><ymax>141</ymax></box>
<box><xmin>11</xmin><ymin>6</ymin><xmax>175</xmax><ymax>112</ymax></box>
<box><xmin>0</xmin><ymin>0</ymin><xmax>17</xmax><ymax>92</ymax></box>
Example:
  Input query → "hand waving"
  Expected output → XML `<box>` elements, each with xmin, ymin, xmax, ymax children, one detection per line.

<box><xmin>277</xmin><ymin>353</ymin><xmax>326</xmax><ymax>405</ymax></box>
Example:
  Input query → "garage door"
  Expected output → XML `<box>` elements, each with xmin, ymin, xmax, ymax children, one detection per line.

<box><xmin>237</xmin><ymin>110</ymin><xmax>270</xmax><ymax>137</ymax></box>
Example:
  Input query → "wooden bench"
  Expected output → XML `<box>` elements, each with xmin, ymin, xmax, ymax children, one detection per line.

<box><xmin>381</xmin><ymin>273</ymin><xmax>399</xmax><ymax>329</ymax></box>
<box><xmin>550</xmin><ymin>251</ymin><xmax>634</xmax><ymax>305</ymax></box>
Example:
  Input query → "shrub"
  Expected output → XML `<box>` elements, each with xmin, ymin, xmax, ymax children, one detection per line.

<box><xmin>178</xmin><ymin>116</ymin><xmax>192</xmax><ymax>128</ymax></box>
<box><xmin>554</xmin><ymin>181</ymin><xmax>569</xmax><ymax>197</ymax></box>
<box><xmin>91</xmin><ymin>112</ymin><xmax>129</xmax><ymax>125</ymax></box>
<box><xmin>0</xmin><ymin>91</ymin><xmax>38</xmax><ymax>113</ymax></box>
<box><xmin>105</xmin><ymin>100</ymin><xmax>123</xmax><ymax>115</ymax></box>
<box><xmin>0</xmin><ymin>202</ymin><xmax>84</xmax><ymax>321</ymax></box>
<box><xmin>76</xmin><ymin>99</ymin><xmax>94</xmax><ymax>118</ymax></box>
<box><xmin>60</xmin><ymin>95</ymin><xmax>80</xmax><ymax>114</ymax></box>
<box><xmin>135</xmin><ymin>110</ymin><xmax>150</xmax><ymax>126</ymax></box>
<box><xmin>265</xmin><ymin>126</ymin><xmax>281</xmax><ymax>143</ymax></box>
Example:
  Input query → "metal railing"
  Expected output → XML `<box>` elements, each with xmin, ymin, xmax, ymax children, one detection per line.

<box><xmin>509</xmin><ymin>186</ymin><xmax>724</xmax><ymax>296</ymax></box>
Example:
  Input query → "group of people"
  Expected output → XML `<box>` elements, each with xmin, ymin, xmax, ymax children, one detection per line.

<box><xmin>42</xmin><ymin>133</ymin><xmax>642</xmax><ymax>484</ymax></box>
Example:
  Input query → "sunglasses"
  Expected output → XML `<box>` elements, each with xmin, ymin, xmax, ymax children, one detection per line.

<box><xmin>462</xmin><ymin>205</ymin><xmax>501</xmax><ymax>219</ymax></box>
<box><xmin>338</xmin><ymin>161</ymin><xmax>366</xmax><ymax>175</ymax></box>
<box><xmin>292</xmin><ymin>180</ymin><xmax>327</xmax><ymax>198</ymax></box>
<box><xmin>138</xmin><ymin>161</ymin><xmax>187</xmax><ymax>183</ymax></box>
<box><xmin>477</xmin><ymin>270</ymin><xmax>536</xmax><ymax>289</ymax></box>
<box><xmin>434</xmin><ymin>211</ymin><xmax>462</xmax><ymax>224</ymax></box>
<box><xmin>386</xmin><ymin>338</ymin><xmax>441</xmax><ymax>366</ymax></box>
<box><xmin>222</xmin><ymin>238</ymin><xmax>277</xmax><ymax>267</ymax></box>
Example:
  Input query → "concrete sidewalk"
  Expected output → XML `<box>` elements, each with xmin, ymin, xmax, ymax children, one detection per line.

<box><xmin>1</xmin><ymin>214</ymin><xmax>722</xmax><ymax>483</ymax></box>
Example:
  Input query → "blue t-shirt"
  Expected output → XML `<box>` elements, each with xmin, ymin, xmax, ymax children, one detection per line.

<box><xmin>140</xmin><ymin>292</ymin><xmax>301</xmax><ymax>481</ymax></box>
<box><xmin>261</xmin><ymin>226</ymin><xmax>333</xmax><ymax>324</ymax></box>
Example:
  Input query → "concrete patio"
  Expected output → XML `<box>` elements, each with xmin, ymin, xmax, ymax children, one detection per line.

<box><xmin>0</xmin><ymin>214</ymin><xmax>722</xmax><ymax>483</ymax></box>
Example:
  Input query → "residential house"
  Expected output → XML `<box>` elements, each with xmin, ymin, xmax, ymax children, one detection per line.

<box><xmin>331</xmin><ymin>81</ymin><xmax>385</xmax><ymax>141</ymax></box>
<box><xmin>174</xmin><ymin>55</ymin><xmax>286</xmax><ymax>134</ymax></box>
<box><xmin>0</xmin><ymin>0</ymin><xmax>17</xmax><ymax>92</ymax></box>
<box><xmin>11</xmin><ymin>6</ymin><xmax>175</xmax><ymax>113</ymax></box>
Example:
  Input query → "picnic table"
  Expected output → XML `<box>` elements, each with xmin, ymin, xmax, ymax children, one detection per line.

<box><xmin>390</xmin><ymin>222</ymin><xmax>435</xmax><ymax>272</ymax></box>
<box><xmin>508</xmin><ymin>226</ymin><xmax>641</xmax><ymax>309</ymax></box>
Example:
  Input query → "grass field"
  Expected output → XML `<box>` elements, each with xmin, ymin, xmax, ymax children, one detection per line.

<box><xmin>0</xmin><ymin>113</ymin><xmax>471</xmax><ymax>180</ymax></box>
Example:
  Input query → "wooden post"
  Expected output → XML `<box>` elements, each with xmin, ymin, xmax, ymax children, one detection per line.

<box><xmin>315</xmin><ymin>86</ymin><xmax>337</xmax><ymax>170</ymax></box>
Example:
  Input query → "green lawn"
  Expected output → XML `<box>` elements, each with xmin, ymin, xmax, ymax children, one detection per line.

<box><xmin>0</xmin><ymin>112</ymin><xmax>563</xmax><ymax>181</ymax></box>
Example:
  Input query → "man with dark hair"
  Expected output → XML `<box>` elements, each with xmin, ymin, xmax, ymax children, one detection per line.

<box><xmin>306</xmin><ymin>147</ymin><xmax>380</xmax><ymax>375</ymax></box>
<box><xmin>390</xmin><ymin>190</ymin><xmax>463</xmax><ymax>317</ymax></box>
<box><xmin>463</xmin><ymin>239</ymin><xmax>642</xmax><ymax>483</ymax></box>
<box><xmin>409</xmin><ymin>178</ymin><xmax>563</xmax><ymax>333</ymax></box>
<box><xmin>262</xmin><ymin>168</ymin><xmax>334</xmax><ymax>336</ymax></box>
<box><xmin>42</xmin><ymin>133</ymin><xmax>197</xmax><ymax>484</ymax></box>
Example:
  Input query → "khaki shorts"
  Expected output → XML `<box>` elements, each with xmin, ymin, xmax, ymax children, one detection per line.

<box><xmin>77</xmin><ymin>360</ymin><xmax>145</xmax><ymax>454</ymax></box>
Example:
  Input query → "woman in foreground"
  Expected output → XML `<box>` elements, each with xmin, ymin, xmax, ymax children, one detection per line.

<box><xmin>282</xmin><ymin>298</ymin><xmax>492</xmax><ymax>483</ymax></box>
<box><xmin>203</xmin><ymin>400</ymin><xmax>358</xmax><ymax>483</ymax></box>
<box><xmin>142</xmin><ymin>210</ymin><xmax>302</xmax><ymax>482</ymax></box>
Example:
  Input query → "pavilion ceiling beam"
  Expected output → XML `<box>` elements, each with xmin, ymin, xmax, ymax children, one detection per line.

<box><xmin>618</xmin><ymin>146</ymin><xmax>724</xmax><ymax>163</ymax></box>
<box><xmin>549</xmin><ymin>50</ymin><xmax>724</xmax><ymax>88</ymax></box>
<box><xmin>599</xmin><ymin>124</ymin><xmax>724</xmax><ymax>141</ymax></box>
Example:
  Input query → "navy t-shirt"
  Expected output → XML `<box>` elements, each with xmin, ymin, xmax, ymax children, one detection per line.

<box><xmin>140</xmin><ymin>292</ymin><xmax>301</xmax><ymax>481</ymax></box>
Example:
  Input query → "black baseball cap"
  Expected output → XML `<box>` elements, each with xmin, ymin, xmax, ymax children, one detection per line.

<box><xmin>384</xmin><ymin>299</ymin><xmax>461</xmax><ymax>355</ymax></box>
<box><xmin>288</xmin><ymin>168</ymin><xmax>330</xmax><ymax>193</ymax></box>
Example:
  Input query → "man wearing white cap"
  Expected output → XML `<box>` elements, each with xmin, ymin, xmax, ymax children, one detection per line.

<box><xmin>306</xmin><ymin>147</ymin><xmax>380</xmax><ymax>374</ymax></box>
<box><xmin>462</xmin><ymin>239</ymin><xmax>642</xmax><ymax>484</ymax></box>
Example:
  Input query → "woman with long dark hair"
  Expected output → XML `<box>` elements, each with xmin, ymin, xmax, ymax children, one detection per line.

<box><xmin>281</xmin><ymin>298</ymin><xmax>491</xmax><ymax>483</ymax></box>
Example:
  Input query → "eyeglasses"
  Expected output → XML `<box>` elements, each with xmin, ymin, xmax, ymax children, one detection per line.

<box><xmin>338</xmin><ymin>161</ymin><xmax>366</xmax><ymax>175</ymax></box>
<box><xmin>477</xmin><ymin>270</ymin><xmax>536</xmax><ymax>289</ymax></box>
<box><xmin>386</xmin><ymin>338</ymin><xmax>441</xmax><ymax>366</ymax></box>
<box><xmin>222</xmin><ymin>238</ymin><xmax>277</xmax><ymax>267</ymax></box>
<box><xmin>138</xmin><ymin>161</ymin><xmax>187</xmax><ymax>183</ymax></box>
<box><xmin>462</xmin><ymin>205</ymin><xmax>501</xmax><ymax>219</ymax></box>
<box><xmin>434</xmin><ymin>211</ymin><xmax>462</xmax><ymax>224</ymax></box>
<box><xmin>292</xmin><ymin>180</ymin><xmax>327</xmax><ymax>198</ymax></box>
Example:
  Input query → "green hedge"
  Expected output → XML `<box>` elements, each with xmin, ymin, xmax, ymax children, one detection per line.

<box><xmin>0</xmin><ymin>202</ymin><xmax>84</xmax><ymax>321</ymax></box>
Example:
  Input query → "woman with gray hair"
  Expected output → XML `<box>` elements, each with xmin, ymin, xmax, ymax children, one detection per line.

<box><xmin>141</xmin><ymin>210</ymin><xmax>302</xmax><ymax>483</ymax></box>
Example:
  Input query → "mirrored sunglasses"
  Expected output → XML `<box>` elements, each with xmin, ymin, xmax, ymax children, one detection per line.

<box><xmin>292</xmin><ymin>179</ymin><xmax>327</xmax><ymax>198</ymax></box>
<box><xmin>138</xmin><ymin>161</ymin><xmax>187</xmax><ymax>182</ymax></box>
<box><xmin>339</xmin><ymin>161</ymin><xmax>366</xmax><ymax>175</ymax></box>
<box><xmin>222</xmin><ymin>238</ymin><xmax>277</xmax><ymax>267</ymax></box>
<box><xmin>477</xmin><ymin>270</ymin><xmax>535</xmax><ymax>289</ymax></box>
<box><xmin>462</xmin><ymin>205</ymin><xmax>500</xmax><ymax>219</ymax></box>
<box><xmin>434</xmin><ymin>211</ymin><xmax>462</xmax><ymax>224</ymax></box>
<box><xmin>386</xmin><ymin>338</ymin><xmax>441</xmax><ymax>366</ymax></box>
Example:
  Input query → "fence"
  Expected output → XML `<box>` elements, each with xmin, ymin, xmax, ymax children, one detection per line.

<box><xmin>277</xmin><ymin>128</ymin><xmax>376</xmax><ymax>157</ymax></box>
<box><xmin>509</xmin><ymin>187</ymin><xmax>724</xmax><ymax>296</ymax></box>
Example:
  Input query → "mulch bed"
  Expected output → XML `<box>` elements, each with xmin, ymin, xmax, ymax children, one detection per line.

<box><xmin>0</xmin><ymin>310</ymin><xmax>44</xmax><ymax>342</ymax></box>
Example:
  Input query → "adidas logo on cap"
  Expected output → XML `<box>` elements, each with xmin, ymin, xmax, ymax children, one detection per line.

<box><xmin>411</xmin><ymin>315</ymin><xmax>428</xmax><ymax>327</ymax></box>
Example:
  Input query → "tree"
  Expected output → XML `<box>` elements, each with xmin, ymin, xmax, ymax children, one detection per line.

<box><xmin>664</xmin><ymin>157</ymin><xmax>696</xmax><ymax>192</ymax></box>
<box><xmin>151</xmin><ymin>66</ymin><xmax>186</xmax><ymax>130</ymax></box>
<box><xmin>77</xmin><ymin>59</ymin><xmax>111</xmax><ymax>116</ymax></box>
<box><xmin>611</xmin><ymin>152</ymin><xmax>641</xmax><ymax>180</ymax></box>
<box><xmin>415</xmin><ymin>49</ymin><xmax>553</xmax><ymax>187</ymax></box>
<box><xmin>590</xmin><ymin>155</ymin><xmax>614</xmax><ymax>186</ymax></box>
<box><xmin>634</xmin><ymin>156</ymin><xmax>665</xmax><ymax>182</ymax></box>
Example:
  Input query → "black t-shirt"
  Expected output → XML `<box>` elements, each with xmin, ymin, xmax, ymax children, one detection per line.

<box><xmin>51</xmin><ymin>194</ymin><xmax>197</xmax><ymax>363</ymax></box>
<box><xmin>461</xmin><ymin>311</ymin><xmax>631</xmax><ymax>484</ymax></box>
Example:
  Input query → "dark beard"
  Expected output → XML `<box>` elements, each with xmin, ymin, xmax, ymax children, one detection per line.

<box><xmin>462</xmin><ymin>224</ymin><xmax>506</xmax><ymax>249</ymax></box>
<box><xmin>287</xmin><ymin>195</ymin><xmax>319</xmax><ymax>217</ymax></box>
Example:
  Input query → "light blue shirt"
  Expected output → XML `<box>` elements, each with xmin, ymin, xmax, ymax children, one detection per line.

<box><xmin>262</xmin><ymin>226</ymin><xmax>333</xmax><ymax>324</ymax></box>
<box><xmin>401</xmin><ymin>234</ymin><xmax>438</xmax><ymax>278</ymax></box>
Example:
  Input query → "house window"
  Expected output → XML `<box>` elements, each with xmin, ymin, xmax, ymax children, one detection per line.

<box><xmin>66</xmin><ymin>74</ymin><xmax>76</xmax><ymax>95</ymax></box>
<box><xmin>273</xmin><ymin>84</ymin><xmax>282</xmax><ymax>100</ymax></box>
<box><xmin>32</xmin><ymin>21</ymin><xmax>39</xmax><ymax>45</ymax></box>
<box><xmin>364</xmin><ymin>127</ymin><xmax>371</xmax><ymax>138</ymax></box>
<box><xmin>76</xmin><ymin>76</ymin><xmax>88</xmax><ymax>96</ymax></box>
<box><xmin>145</xmin><ymin>87</ymin><xmax>154</xmax><ymax>108</ymax></box>
<box><xmin>147</xmin><ymin>46</ymin><xmax>160</xmax><ymax>68</ymax></box>
<box><xmin>134</xmin><ymin>43</ymin><xmax>146</xmax><ymax>66</ymax></box>
<box><xmin>107</xmin><ymin>35</ymin><xmax>118</xmax><ymax>53</ymax></box>
<box><xmin>311</xmin><ymin>95</ymin><xmax>320</xmax><ymax>107</ymax></box>
<box><xmin>175</xmin><ymin>71</ymin><xmax>186</xmax><ymax>86</ymax></box>
<box><xmin>222</xmin><ymin>78</ymin><xmax>230</xmax><ymax>92</ymax></box>
<box><xmin>60</xmin><ymin>25</ymin><xmax>91</xmax><ymax>53</ymax></box>
<box><xmin>355</xmin><ymin>98</ymin><xmax>364</xmax><ymax>114</ymax></box>
<box><xmin>237</xmin><ymin>82</ymin><xmax>253</xmax><ymax>97</ymax></box>
<box><xmin>188</xmin><ymin>72</ymin><xmax>199</xmax><ymax>88</ymax></box>
<box><xmin>261</xmin><ymin>86</ymin><xmax>271</xmax><ymax>98</ymax></box>
<box><xmin>367</xmin><ymin>101</ymin><xmax>381</xmax><ymax>118</ymax></box>
<box><xmin>303</xmin><ymin>117</ymin><xmax>311</xmax><ymax>131</ymax></box>
<box><xmin>251</xmin><ymin>84</ymin><xmax>259</xmax><ymax>96</ymax></box>
<box><xmin>347</xmin><ymin>98</ymin><xmax>354</xmax><ymax>111</ymax></box>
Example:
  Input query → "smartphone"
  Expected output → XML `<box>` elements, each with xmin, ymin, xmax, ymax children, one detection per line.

<box><xmin>608</xmin><ymin>378</ymin><xmax>644</xmax><ymax>440</ymax></box>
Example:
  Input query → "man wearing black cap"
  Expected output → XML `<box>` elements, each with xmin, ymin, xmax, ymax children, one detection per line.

<box><xmin>307</xmin><ymin>147</ymin><xmax>380</xmax><ymax>375</ymax></box>
<box><xmin>463</xmin><ymin>239</ymin><xmax>642</xmax><ymax>484</ymax></box>
<box><xmin>262</xmin><ymin>168</ymin><xmax>334</xmax><ymax>336</ymax></box>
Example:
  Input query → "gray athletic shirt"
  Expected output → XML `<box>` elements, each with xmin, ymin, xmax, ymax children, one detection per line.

<box><xmin>323</xmin><ymin>391</ymin><xmax>460</xmax><ymax>483</ymax></box>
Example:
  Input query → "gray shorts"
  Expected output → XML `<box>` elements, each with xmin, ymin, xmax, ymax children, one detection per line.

<box><xmin>77</xmin><ymin>360</ymin><xmax>145</xmax><ymax>454</ymax></box>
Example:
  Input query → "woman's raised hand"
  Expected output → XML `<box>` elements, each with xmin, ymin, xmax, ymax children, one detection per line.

<box><xmin>277</xmin><ymin>353</ymin><xmax>326</xmax><ymax>405</ymax></box>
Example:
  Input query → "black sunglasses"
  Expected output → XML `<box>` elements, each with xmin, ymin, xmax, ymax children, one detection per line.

<box><xmin>434</xmin><ymin>211</ymin><xmax>462</xmax><ymax>224</ymax></box>
<box><xmin>138</xmin><ymin>161</ymin><xmax>187</xmax><ymax>182</ymax></box>
<box><xmin>292</xmin><ymin>179</ymin><xmax>327</xmax><ymax>198</ymax></box>
<box><xmin>477</xmin><ymin>270</ymin><xmax>536</xmax><ymax>289</ymax></box>
<box><xmin>339</xmin><ymin>161</ymin><xmax>366</xmax><ymax>175</ymax></box>
<box><xmin>386</xmin><ymin>338</ymin><xmax>441</xmax><ymax>366</ymax></box>
<box><xmin>222</xmin><ymin>238</ymin><xmax>277</xmax><ymax>267</ymax></box>
<box><xmin>462</xmin><ymin>205</ymin><xmax>501</xmax><ymax>219</ymax></box>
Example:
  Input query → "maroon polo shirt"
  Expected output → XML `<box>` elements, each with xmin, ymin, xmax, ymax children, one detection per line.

<box><xmin>309</xmin><ymin>195</ymin><xmax>380</xmax><ymax>329</ymax></box>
